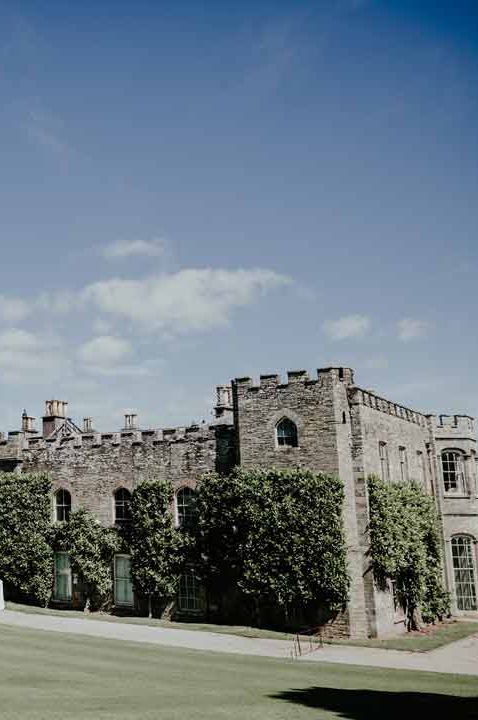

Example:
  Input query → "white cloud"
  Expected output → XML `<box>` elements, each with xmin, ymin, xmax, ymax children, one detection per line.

<box><xmin>0</xmin><ymin>328</ymin><xmax>65</xmax><ymax>382</ymax></box>
<box><xmin>0</xmin><ymin>267</ymin><xmax>289</xmax><ymax>338</ymax></box>
<box><xmin>102</xmin><ymin>238</ymin><xmax>166</xmax><ymax>259</ymax></box>
<box><xmin>397</xmin><ymin>318</ymin><xmax>429</xmax><ymax>342</ymax></box>
<box><xmin>323</xmin><ymin>314</ymin><xmax>371</xmax><ymax>340</ymax></box>
<box><xmin>0</xmin><ymin>296</ymin><xmax>30</xmax><ymax>323</ymax></box>
<box><xmin>82</xmin><ymin>268</ymin><xmax>289</xmax><ymax>333</ymax></box>
<box><xmin>79</xmin><ymin>335</ymin><xmax>132</xmax><ymax>369</ymax></box>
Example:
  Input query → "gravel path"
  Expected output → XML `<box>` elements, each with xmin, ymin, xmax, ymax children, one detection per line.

<box><xmin>1</xmin><ymin>610</ymin><xmax>477</xmax><ymax>676</ymax></box>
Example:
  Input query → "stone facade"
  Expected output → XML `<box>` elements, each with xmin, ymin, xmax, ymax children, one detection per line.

<box><xmin>1</xmin><ymin>364</ymin><xmax>477</xmax><ymax>637</ymax></box>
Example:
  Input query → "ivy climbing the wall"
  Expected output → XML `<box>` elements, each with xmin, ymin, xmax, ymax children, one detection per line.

<box><xmin>367</xmin><ymin>475</ymin><xmax>450</xmax><ymax>630</ymax></box>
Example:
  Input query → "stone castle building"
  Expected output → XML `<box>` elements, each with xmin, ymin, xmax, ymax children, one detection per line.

<box><xmin>1</xmin><ymin>365</ymin><xmax>477</xmax><ymax>638</ymax></box>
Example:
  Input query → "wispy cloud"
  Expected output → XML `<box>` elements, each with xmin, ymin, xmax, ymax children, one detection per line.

<box><xmin>397</xmin><ymin>318</ymin><xmax>429</xmax><ymax>342</ymax></box>
<box><xmin>102</xmin><ymin>238</ymin><xmax>166</xmax><ymax>260</ymax></box>
<box><xmin>323</xmin><ymin>314</ymin><xmax>371</xmax><ymax>340</ymax></box>
<box><xmin>0</xmin><ymin>295</ymin><xmax>30</xmax><ymax>323</ymax></box>
<box><xmin>0</xmin><ymin>267</ymin><xmax>290</xmax><ymax>336</ymax></box>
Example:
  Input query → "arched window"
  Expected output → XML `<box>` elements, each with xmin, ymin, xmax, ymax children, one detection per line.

<box><xmin>176</xmin><ymin>487</ymin><xmax>197</xmax><ymax>528</ymax></box>
<box><xmin>442</xmin><ymin>451</ymin><xmax>465</xmax><ymax>493</ymax></box>
<box><xmin>114</xmin><ymin>488</ymin><xmax>132</xmax><ymax>524</ymax></box>
<box><xmin>276</xmin><ymin>418</ymin><xmax>298</xmax><ymax>448</ymax></box>
<box><xmin>55</xmin><ymin>489</ymin><xmax>71</xmax><ymax>522</ymax></box>
<box><xmin>451</xmin><ymin>536</ymin><xmax>477</xmax><ymax>611</ymax></box>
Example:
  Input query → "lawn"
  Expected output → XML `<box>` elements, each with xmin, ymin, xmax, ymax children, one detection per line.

<box><xmin>0</xmin><ymin>624</ymin><xmax>477</xmax><ymax>719</ymax></box>
<box><xmin>6</xmin><ymin>601</ymin><xmax>478</xmax><ymax>651</ymax></box>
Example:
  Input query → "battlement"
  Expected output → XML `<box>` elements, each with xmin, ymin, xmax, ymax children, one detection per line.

<box><xmin>434</xmin><ymin>414</ymin><xmax>475</xmax><ymax>436</ymax></box>
<box><xmin>348</xmin><ymin>386</ymin><xmax>428</xmax><ymax>427</ymax></box>
<box><xmin>233</xmin><ymin>367</ymin><xmax>354</xmax><ymax>395</ymax></box>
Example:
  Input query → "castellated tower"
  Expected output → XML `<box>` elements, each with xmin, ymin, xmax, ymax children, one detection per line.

<box><xmin>232</xmin><ymin>367</ymin><xmax>369</xmax><ymax>639</ymax></box>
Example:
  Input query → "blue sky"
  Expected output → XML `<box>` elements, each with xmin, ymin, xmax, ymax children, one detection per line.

<box><xmin>0</xmin><ymin>0</ymin><xmax>477</xmax><ymax>432</ymax></box>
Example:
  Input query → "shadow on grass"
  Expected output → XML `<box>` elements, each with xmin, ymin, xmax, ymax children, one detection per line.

<box><xmin>269</xmin><ymin>687</ymin><xmax>478</xmax><ymax>718</ymax></box>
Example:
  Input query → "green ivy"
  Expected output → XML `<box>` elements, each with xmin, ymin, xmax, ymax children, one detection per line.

<box><xmin>129</xmin><ymin>478</ymin><xmax>187</xmax><ymax>617</ymax></box>
<box><xmin>54</xmin><ymin>507</ymin><xmax>120</xmax><ymax>611</ymax></box>
<box><xmin>367</xmin><ymin>475</ymin><xmax>450</xmax><ymax>629</ymax></box>
<box><xmin>0</xmin><ymin>473</ymin><xmax>53</xmax><ymax>606</ymax></box>
<box><xmin>195</xmin><ymin>468</ymin><xmax>350</xmax><ymax>622</ymax></box>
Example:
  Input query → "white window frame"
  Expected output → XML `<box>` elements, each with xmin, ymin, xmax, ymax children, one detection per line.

<box><xmin>451</xmin><ymin>536</ymin><xmax>478</xmax><ymax>611</ymax></box>
<box><xmin>54</xmin><ymin>489</ymin><xmax>71</xmax><ymax>522</ymax></box>
<box><xmin>175</xmin><ymin>487</ymin><xmax>197</xmax><ymax>528</ymax></box>
<box><xmin>53</xmin><ymin>551</ymin><xmax>72</xmax><ymax>602</ymax></box>
<box><xmin>442</xmin><ymin>450</ymin><xmax>465</xmax><ymax>494</ymax></box>
<box><xmin>114</xmin><ymin>554</ymin><xmax>134</xmax><ymax>607</ymax></box>
<box><xmin>178</xmin><ymin>571</ymin><xmax>201</xmax><ymax>612</ymax></box>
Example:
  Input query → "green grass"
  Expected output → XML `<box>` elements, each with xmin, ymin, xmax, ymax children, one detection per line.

<box><xmin>330</xmin><ymin>621</ymin><xmax>478</xmax><ymax>652</ymax></box>
<box><xmin>6</xmin><ymin>601</ymin><xmax>478</xmax><ymax>651</ymax></box>
<box><xmin>0</xmin><ymin>624</ymin><xmax>477</xmax><ymax>719</ymax></box>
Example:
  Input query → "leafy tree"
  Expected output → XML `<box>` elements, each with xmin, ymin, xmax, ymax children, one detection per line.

<box><xmin>195</xmin><ymin>468</ymin><xmax>349</xmax><ymax>625</ymax></box>
<box><xmin>54</xmin><ymin>507</ymin><xmax>120</xmax><ymax>612</ymax></box>
<box><xmin>367</xmin><ymin>475</ymin><xmax>450</xmax><ymax>630</ymax></box>
<box><xmin>0</xmin><ymin>472</ymin><xmax>53</xmax><ymax>606</ymax></box>
<box><xmin>130</xmin><ymin>478</ymin><xmax>187</xmax><ymax>617</ymax></box>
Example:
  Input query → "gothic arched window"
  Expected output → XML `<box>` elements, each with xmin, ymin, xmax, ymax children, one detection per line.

<box><xmin>176</xmin><ymin>487</ymin><xmax>197</xmax><ymax>528</ymax></box>
<box><xmin>276</xmin><ymin>418</ymin><xmax>298</xmax><ymax>448</ymax></box>
<box><xmin>55</xmin><ymin>489</ymin><xmax>71</xmax><ymax>522</ymax></box>
<box><xmin>114</xmin><ymin>488</ymin><xmax>132</xmax><ymax>524</ymax></box>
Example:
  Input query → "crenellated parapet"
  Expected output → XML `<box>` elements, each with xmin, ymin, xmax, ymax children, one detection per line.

<box><xmin>348</xmin><ymin>386</ymin><xmax>428</xmax><ymax>427</ymax></box>
<box><xmin>233</xmin><ymin>367</ymin><xmax>354</xmax><ymax>397</ymax></box>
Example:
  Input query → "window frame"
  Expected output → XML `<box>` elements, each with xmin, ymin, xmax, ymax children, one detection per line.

<box><xmin>53</xmin><ymin>551</ymin><xmax>72</xmax><ymax>602</ymax></box>
<box><xmin>379</xmin><ymin>442</ymin><xmax>390</xmax><ymax>483</ymax></box>
<box><xmin>114</xmin><ymin>487</ymin><xmax>132</xmax><ymax>525</ymax></box>
<box><xmin>178</xmin><ymin>570</ymin><xmax>201</xmax><ymax>613</ymax></box>
<box><xmin>451</xmin><ymin>535</ymin><xmax>478</xmax><ymax>612</ymax></box>
<box><xmin>114</xmin><ymin>553</ymin><xmax>134</xmax><ymax>607</ymax></box>
<box><xmin>399</xmin><ymin>446</ymin><xmax>409</xmax><ymax>483</ymax></box>
<box><xmin>275</xmin><ymin>417</ymin><xmax>298</xmax><ymax>449</ymax></box>
<box><xmin>55</xmin><ymin>488</ymin><xmax>71</xmax><ymax>522</ymax></box>
<box><xmin>442</xmin><ymin>450</ymin><xmax>466</xmax><ymax>494</ymax></box>
<box><xmin>175</xmin><ymin>487</ymin><xmax>197</xmax><ymax>529</ymax></box>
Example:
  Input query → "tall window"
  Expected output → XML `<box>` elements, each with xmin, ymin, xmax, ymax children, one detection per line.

<box><xmin>55</xmin><ymin>489</ymin><xmax>71</xmax><ymax>522</ymax></box>
<box><xmin>176</xmin><ymin>487</ymin><xmax>197</xmax><ymax>528</ymax></box>
<box><xmin>416</xmin><ymin>451</ymin><xmax>426</xmax><ymax>487</ymax></box>
<box><xmin>178</xmin><ymin>571</ymin><xmax>200</xmax><ymax>611</ymax></box>
<box><xmin>114</xmin><ymin>555</ymin><xmax>134</xmax><ymax>606</ymax></box>
<box><xmin>399</xmin><ymin>447</ymin><xmax>409</xmax><ymax>483</ymax></box>
<box><xmin>379</xmin><ymin>442</ymin><xmax>390</xmax><ymax>483</ymax></box>
<box><xmin>442</xmin><ymin>451</ymin><xmax>465</xmax><ymax>493</ymax></box>
<box><xmin>451</xmin><ymin>536</ymin><xmax>477</xmax><ymax>611</ymax></box>
<box><xmin>54</xmin><ymin>552</ymin><xmax>72</xmax><ymax>601</ymax></box>
<box><xmin>276</xmin><ymin>418</ymin><xmax>298</xmax><ymax>448</ymax></box>
<box><xmin>114</xmin><ymin>488</ymin><xmax>132</xmax><ymax>524</ymax></box>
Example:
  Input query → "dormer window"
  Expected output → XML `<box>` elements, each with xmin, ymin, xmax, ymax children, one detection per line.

<box><xmin>276</xmin><ymin>418</ymin><xmax>298</xmax><ymax>448</ymax></box>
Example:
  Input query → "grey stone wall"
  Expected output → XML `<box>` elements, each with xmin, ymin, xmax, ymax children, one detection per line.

<box><xmin>19</xmin><ymin>424</ymin><xmax>233</xmax><ymax>526</ymax></box>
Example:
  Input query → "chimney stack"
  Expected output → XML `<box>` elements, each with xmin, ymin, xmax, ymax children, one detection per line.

<box><xmin>214</xmin><ymin>385</ymin><xmax>233</xmax><ymax>419</ymax></box>
<box><xmin>83</xmin><ymin>417</ymin><xmax>93</xmax><ymax>433</ymax></box>
<box><xmin>43</xmin><ymin>400</ymin><xmax>68</xmax><ymax>438</ymax></box>
<box><xmin>21</xmin><ymin>410</ymin><xmax>36</xmax><ymax>434</ymax></box>
<box><xmin>124</xmin><ymin>413</ymin><xmax>137</xmax><ymax>430</ymax></box>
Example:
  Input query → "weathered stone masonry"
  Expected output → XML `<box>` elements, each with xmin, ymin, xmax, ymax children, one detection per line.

<box><xmin>1</xmin><ymin>364</ymin><xmax>477</xmax><ymax>636</ymax></box>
